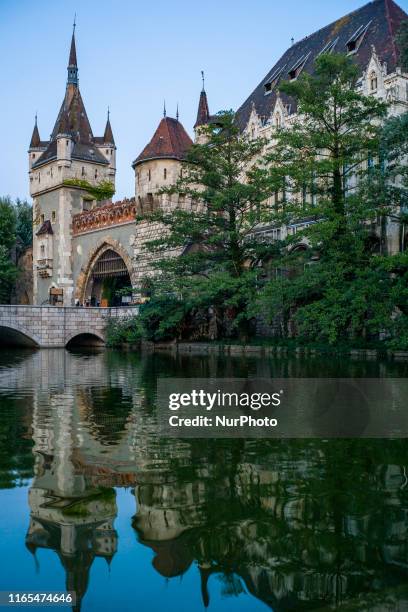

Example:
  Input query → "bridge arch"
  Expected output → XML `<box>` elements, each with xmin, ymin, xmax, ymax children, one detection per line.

<box><xmin>65</xmin><ymin>331</ymin><xmax>105</xmax><ymax>349</ymax></box>
<box><xmin>76</xmin><ymin>238</ymin><xmax>134</xmax><ymax>305</ymax></box>
<box><xmin>0</xmin><ymin>323</ymin><xmax>40</xmax><ymax>348</ymax></box>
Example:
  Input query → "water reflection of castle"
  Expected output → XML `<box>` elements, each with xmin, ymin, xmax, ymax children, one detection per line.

<box><xmin>10</xmin><ymin>350</ymin><xmax>408</xmax><ymax>611</ymax></box>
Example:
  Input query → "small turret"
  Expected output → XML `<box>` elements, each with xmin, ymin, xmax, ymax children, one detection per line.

<box><xmin>94</xmin><ymin>108</ymin><xmax>116</xmax><ymax>173</ymax></box>
<box><xmin>194</xmin><ymin>71</ymin><xmax>211</xmax><ymax>143</ymax></box>
<box><xmin>103</xmin><ymin>109</ymin><xmax>115</xmax><ymax>145</ymax></box>
<box><xmin>132</xmin><ymin>112</ymin><xmax>193</xmax><ymax>205</ymax></box>
<box><xmin>28</xmin><ymin>115</ymin><xmax>48</xmax><ymax>170</ymax></box>
<box><xmin>30</xmin><ymin>115</ymin><xmax>41</xmax><ymax>148</ymax></box>
<box><xmin>56</xmin><ymin>112</ymin><xmax>73</xmax><ymax>163</ymax></box>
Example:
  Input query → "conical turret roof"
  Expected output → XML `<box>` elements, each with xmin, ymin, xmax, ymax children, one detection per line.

<box><xmin>133</xmin><ymin>116</ymin><xmax>193</xmax><ymax>167</ymax></box>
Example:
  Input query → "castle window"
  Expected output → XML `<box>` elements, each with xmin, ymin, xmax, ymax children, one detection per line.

<box><xmin>40</xmin><ymin>214</ymin><xmax>45</xmax><ymax>223</ymax></box>
<box><xmin>370</xmin><ymin>71</ymin><xmax>378</xmax><ymax>91</ymax></box>
<box><xmin>32</xmin><ymin>153</ymin><xmax>35</xmax><ymax>159</ymax></box>
<box><xmin>264</xmin><ymin>65</ymin><xmax>286</xmax><ymax>94</ymax></box>
<box><xmin>106</xmin><ymin>149</ymin><xmax>109</xmax><ymax>155</ymax></box>
<box><xmin>66</xmin><ymin>140</ymin><xmax>69</xmax><ymax>146</ymax></box>
<box><xmin>164</xmin><ymin>168</ymin><xmax>167</xmax><ymax>180</ymax></box>
<box><xmin>52</xmin><ymin>211</ymin><xmax>56</xmax><ymax>222</ymax></box>
<box><xmin>148</xmin><ymin>169</ymin><xmax>151</xmax><ymax>181</ymax></box>
<box><xmin>137</xmin><ymin>172</ymin><xmax>140</xmax><ymax>185</ymax></box>
<box><xmin>346</xmin><ymin>21</ymin><xmax>371</xmax><ymax>54</ymax></box>
<box><xmin>288</xmin><ymin>53</ymin><xmax>310</xmax><ymax>80</ymax></box>
<box><xmin>40</xmin><ymin>244</ymin><xmax>45</xmax><ymax>256</ymax></box>
<box><xmin>38</xmin><ymin>173</ymin><xmax>40</xmax><ymax>183</ymax></box>
<box><xmin>81</xmin><ymin>166</ymin><xmax>85</xmax><ymax>176</ymax></box>
<box><xmin>95</xmin><ymin>170</ymin><xmax>98</xmax><ymax>179</ymax></box>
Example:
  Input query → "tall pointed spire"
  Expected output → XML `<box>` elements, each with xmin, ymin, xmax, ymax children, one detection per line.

<box><xmin>67</xmin><ymin>17</ymin><xmax>78</xmax><ymax>85</ymax></box>
<box><xmin>194</xmin><ymin>71</ymin><xmax>210</xmax><ymax>129</ymax></box>
<box><xmin>103</xmin><ymin>107</ymin><xmax>115</xmax><ymax>144</ymax></box>
<box><xmin>176</xmin><ymin>103</ymin><xmax>179</xmax><ymax>121</ymax></box>
<box><xmin>163</xmin><ymin>100</ymin><xmax>166</xmax><ymax>118</ymax></box>
<box><xmin>29</xmin><ymin>113</ymin><xmax>41</xmax><ymax>148</ymax></box>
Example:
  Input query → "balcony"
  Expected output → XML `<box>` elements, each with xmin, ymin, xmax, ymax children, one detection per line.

<box><xmin>37</xmin><ymin>259</ymin><xmax>53</xmax><ymax>278</ymax></box>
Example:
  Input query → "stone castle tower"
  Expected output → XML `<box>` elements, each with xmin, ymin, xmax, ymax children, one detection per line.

<box><xmin>29</xmin><ymin>27</ymin><xmax>116</xmax><ymax>306</ymax></box>
<box><xmin>29</xmin><ymin>25</ymin><xmax>207</xmax><ymax>307</ymax></box>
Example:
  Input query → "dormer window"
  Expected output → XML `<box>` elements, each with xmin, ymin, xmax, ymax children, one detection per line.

<box><xmin>370</xmin><ymin>71</ymin><xmax>378</xmax><ymax>92</ymax></box>
<box><xmin>288</xmin><ymin>53</ymin><xmax>310</xmax><ymax>80</ymax></box>
<box><xmin>346</xmin><ymin>21</ymin><xmax>371</xmax><ymax>54</ymax></box>
<box><xmin>264</xmin><ymin>65</ymin><xmax>286</xmax><ymax>94</ymax></box>
<box><xmin>318</xmin><ymin>38</ymin><xmax>339</xmax><ymax>56</ymax></box>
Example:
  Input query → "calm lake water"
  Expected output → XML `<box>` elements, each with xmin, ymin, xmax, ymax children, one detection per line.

<box><xmin>0</xmin><ymin>348</ymin><xmax>408</xmax><ymax>612</ymax></box>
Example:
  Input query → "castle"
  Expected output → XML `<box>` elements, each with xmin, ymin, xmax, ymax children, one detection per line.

<box><xmin>29</xmin><ymin>0</ymin><xmax>408</xmax><ymax>306</ymax></box>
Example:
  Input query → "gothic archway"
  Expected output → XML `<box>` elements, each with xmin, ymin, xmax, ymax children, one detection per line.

<box><xmin>77</xmin><ymin>240</ymin><xmax>134</xmax><ymax>306</ymax></box>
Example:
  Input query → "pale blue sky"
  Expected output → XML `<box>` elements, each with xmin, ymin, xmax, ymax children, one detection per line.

<box><xmin>1</xmin><ymin>0</ymin><xmax>407</xmax><ymax>201</ymax></box>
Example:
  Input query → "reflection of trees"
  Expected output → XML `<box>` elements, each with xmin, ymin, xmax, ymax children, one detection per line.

<box><xmin>0</xmin><ymin>392</ymin><xmax>34</xmax><ymax>488</ymax></box>
<box><xmin>132</xmin><ymin>438</ymin><xmax>408</xmax><ymax>610</ymax></box>
<box><xmin>1</xmin><ymin>348</ymin><xmax>408</xmax><ymax>610</ymax></box>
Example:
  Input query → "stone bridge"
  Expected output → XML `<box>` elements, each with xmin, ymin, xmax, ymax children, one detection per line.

<box><xmin>0</xmin><ymin>305</ymin><xmax>138</xmax><ymax>348</ymax></box>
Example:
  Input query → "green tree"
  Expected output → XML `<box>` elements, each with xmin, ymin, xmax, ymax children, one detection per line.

<box><xmin>255</xmin><ymin>53</ymin><xmax>405</xmax><ymax>345</ymax></box>
<box><xmin>143</xmin><ymin>111</ymin><xmax>277</xmax><ymax>339</ymax></box>
<box><xmin>15</xmin><ymin>199</ymin><xmax>32</xmax><ymax>249</ymax></box>
<box><xmin>0</xmin><ymin>246</ymin><xmax>17</xmax><ymax>303</ymax></box>
<box><xmin>0</xmin><ymin>197</ymin><xmax>17</xmax><ymax>251</ymax></box>
<box><xmin>0</xmin><ymin>197</ymin><xmax>18</xmax><ymax>303</ymax></box>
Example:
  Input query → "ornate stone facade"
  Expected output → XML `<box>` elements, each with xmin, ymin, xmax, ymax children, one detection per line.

<box><xmin>29</xmin><ymin>0</ymin><xmax>408</xmax><ymax>306</ymax></box>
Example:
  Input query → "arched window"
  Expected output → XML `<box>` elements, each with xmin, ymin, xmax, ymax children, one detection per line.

<box><xmin>370</xmin><ymin>71</ymin><xmax>378</xmax><ymax>92</ymax></box>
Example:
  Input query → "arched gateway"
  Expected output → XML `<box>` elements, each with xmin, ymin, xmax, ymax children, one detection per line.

<box><xmin>77</xmin><ymin>240</ymin><xmax>134</xmax><ymax>307</ymax></box>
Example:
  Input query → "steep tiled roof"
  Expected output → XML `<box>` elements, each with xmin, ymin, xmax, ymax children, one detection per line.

<box><xmin>32</xmin><ymin>31</ymin><xmax>109</xmax><ymax>169</ymax></box>
<box><xmin>29</xmin><ymin>121</ymin><xmax>41</xmax><ymax>148</ymax></box>
<box><xmin>235</xmin><ymin>0</ymin><xmax>408</xmax><ymax>130</ymax></box>
<box><xmin>133</xmin><ymin>117</ymin><xmax>193</xmax><ymax>166</ymax></box>
<box><xmin>194</xmin><ymin>90</ymin><xmax>210</xmax><ymax>128</ymax></box>
<box><xmin>68</xmin><ymin>31</ymin><xmax>77</xmax><ymax>67</ymax></box>
<box><xmin>103</xmin><ymin>116</ymin><xmax>115</xmax><ymax>144</ymax></box>
<box><xmin>36</xmin><ymin>220</ymin><xmax>53</xmax><ymax>236</ymax></box>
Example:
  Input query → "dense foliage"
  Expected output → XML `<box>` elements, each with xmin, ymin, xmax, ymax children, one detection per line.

<box><xmin>0</xmin><ymin>197</ymin><xmax>32</xmax><ymax>303</ymax></box>
<box><xmin>114</xmin><ymin>54</ymin><xmax>407</xmax><ymax>349</ymax></box>
<box><xmin>254</xmin><ymin>53</ymin><xmax>407</xmax><ymax>346</ymax></box>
